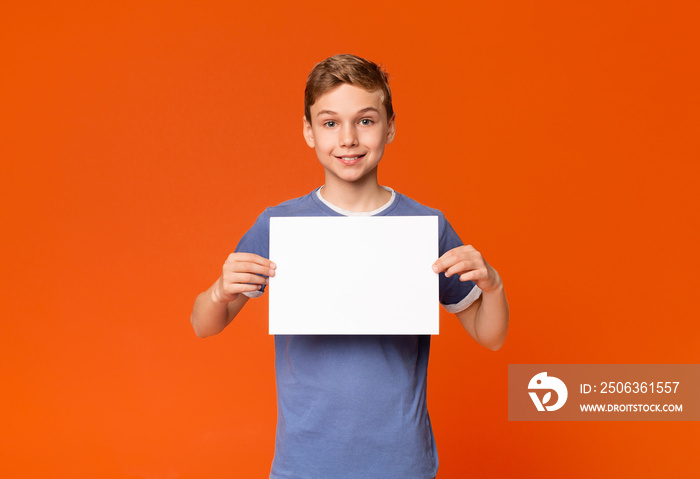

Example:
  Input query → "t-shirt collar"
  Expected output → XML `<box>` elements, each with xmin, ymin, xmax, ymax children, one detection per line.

<box><xmin>315</xmin><ymin>186</ymin><xmax>396</xmax><ymax>216</ymax></box>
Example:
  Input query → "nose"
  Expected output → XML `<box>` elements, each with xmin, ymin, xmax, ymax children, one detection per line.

<box><xmin>339</xmin><ymin>123</ymin><xmax>358</xmax><ymax>147</ymax></box>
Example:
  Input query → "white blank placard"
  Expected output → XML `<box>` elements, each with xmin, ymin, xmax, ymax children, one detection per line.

<box><xmin>269</xmin><ymin>216</ymin><xmax>439</xmax><ymax>335</ymax></box>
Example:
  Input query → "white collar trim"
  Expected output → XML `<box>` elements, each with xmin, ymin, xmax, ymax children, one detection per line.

<box><xmin>316</xmin><ymin>186</ymin><xmax>396</xmax><ymax>216</ymax></box>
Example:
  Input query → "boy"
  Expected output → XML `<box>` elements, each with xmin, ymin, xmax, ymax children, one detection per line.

<box><xmin>191</xmin><ymin>54</ymin><xmax>509</xmax><ymax>479</ymax></box>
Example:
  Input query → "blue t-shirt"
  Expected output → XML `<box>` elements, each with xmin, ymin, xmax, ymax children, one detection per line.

<box><xmin>235</xmin><ymin>187</ymin><xmax>481</xmax><ymax>479</ymax></box>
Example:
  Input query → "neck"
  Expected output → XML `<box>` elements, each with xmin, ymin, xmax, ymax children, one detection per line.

<box><xmin>321</xmin><ymin>170</ymin><xmax>390</xmax><ymax>213</ymax></box>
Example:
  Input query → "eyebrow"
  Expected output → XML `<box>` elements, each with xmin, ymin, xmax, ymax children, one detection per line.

<box><xmin>315</xmin><ymin>107</ymin><xmax>381</xmax><ymax>117</ymax></box>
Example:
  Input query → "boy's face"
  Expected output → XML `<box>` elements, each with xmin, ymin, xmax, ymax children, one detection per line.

<box><xmin>303</xmin><ymin>84</ymin><xmax>395</xmax><ymax>186</ymax></box>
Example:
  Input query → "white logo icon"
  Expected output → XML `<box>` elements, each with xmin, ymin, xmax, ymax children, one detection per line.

<box><xmin>528</xmin><ymin>372</ymin><xmax>568</xmax><ymax>411</ymax></box>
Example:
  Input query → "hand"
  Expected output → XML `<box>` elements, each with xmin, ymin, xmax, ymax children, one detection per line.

<box><xmin>212</xmin><ymin>253</ymin><xmax>276</xmax><ymax>304</ymax></box>
<box><xmin>432</xmin><ymin>245</ymin><xmax>502</xmax><ymax>293</ymax></box>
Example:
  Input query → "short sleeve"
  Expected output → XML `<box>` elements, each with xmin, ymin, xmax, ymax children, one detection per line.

<box><xmin>438</xmin><ymin>217</ymin><xmax>482</xmax><ymax>313</ymax></box>
<box><xmin>234</xmin><ymin>211</ymin><xmax>270</xmax><ymax>298</ymax></box>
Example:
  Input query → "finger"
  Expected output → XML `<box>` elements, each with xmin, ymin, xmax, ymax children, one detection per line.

<box><xmin>230</xmin><ymin>283</ymin><xmax>264</xmax><ymax>293</ymax></box>
<box><xmin>458</xmin><ymin>269</ymin><xmax>486</xmax><ymax>283</ymax></box>
<box><xmin>227</xmin><ymin>261</ymin><xmax>276</xmax><ymax>277</ymax></box>
<box><xmin>444</xmin><ymin>260</ymin><xmax>481</xmax><ymax>278</ymax></box>
<box><xmin>433</xmin><ymin>246</ymin><xmax>481</xmax><ymax>273</ymax></box>
<box><xmin>433</xmin><ymin>254</ymin><xmax>461</xmax><ymax>273</ymax></box>
<box><xmin>225</xmin><ymin>272</ymin><xmax>270</xmax><ymax>285</ymax></box>
<box><xmin>226</xmin><ymin>253</ymin><xmax>277</xmax><ymax>270</ymax></box>
<box><xmin>222</xmin><ymin>282</ymin><xmax>264</xmax><ymax>298</ymax></box>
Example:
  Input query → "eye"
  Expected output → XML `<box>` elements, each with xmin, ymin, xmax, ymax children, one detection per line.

<box><xmin>323</xmin><ymin>121</ymin><xmax>337</xmax><ymax>128</ymax></box>
<box><xmin>359</xmin><ymin>118</ymin><xmax>374</xmax><ymax>126</ymax></box>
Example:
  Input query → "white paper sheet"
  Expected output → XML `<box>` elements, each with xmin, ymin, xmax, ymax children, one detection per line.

<box><xmin>269</xmin><ymin>216</ymin><xmax>439</xmax><ymax>335</ymax></box>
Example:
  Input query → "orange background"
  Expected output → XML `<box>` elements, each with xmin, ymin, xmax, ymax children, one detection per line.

<box><xmin>1</xmin><ymin>1</ymin><xmax>698</xmax><ymax>478</ymax></box>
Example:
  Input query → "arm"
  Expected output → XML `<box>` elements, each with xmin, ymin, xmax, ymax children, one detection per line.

<box><xmin>433</xmin><ymin>245</ymin><xmax>509</xmax><ymax>350</ymax></box>
<box><xmin>190</xmin><ymin>252</ymin><xmax>276</xmax><ymax>338</ymax></box>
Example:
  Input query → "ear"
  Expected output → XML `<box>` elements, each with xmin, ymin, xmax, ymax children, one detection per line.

<box><xmin>385</xmin><ymin>114</ymin><xmax>396</xmax><ymax>144</ymax></box>
<box><xmin>302</xmin><ymin>116</ymin><xmax>315</xmax><ymax>148</ymax></box>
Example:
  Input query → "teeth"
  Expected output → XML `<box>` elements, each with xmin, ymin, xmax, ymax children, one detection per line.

<box><xmin>342</xmin><ymin>156</ymin><xmax>360</xmax><ymax>160</ymax></box>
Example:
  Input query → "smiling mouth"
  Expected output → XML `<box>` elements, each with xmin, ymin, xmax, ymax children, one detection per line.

<box><xmin>336</xmin><ymin>154</ymin><xmax>365</xmax><ymax>165</ymax></box>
